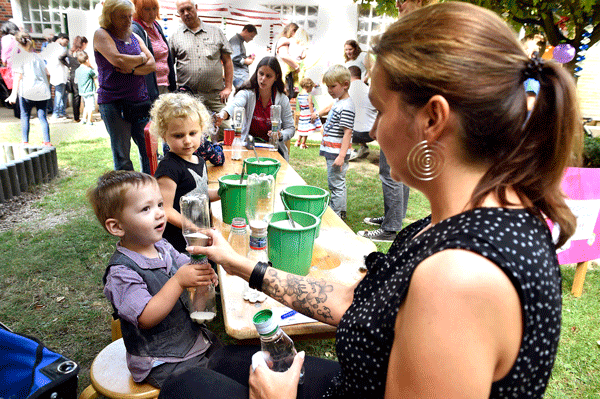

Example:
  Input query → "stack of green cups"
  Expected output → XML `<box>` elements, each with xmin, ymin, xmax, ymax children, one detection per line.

<box><xmin>280</xmin><ymin>185</ymin><xmax>330</xmax><ymax>237</ymax></box>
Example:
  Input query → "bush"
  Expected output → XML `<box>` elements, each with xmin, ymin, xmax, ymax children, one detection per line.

<box><xmin>583</xmin><ymin>134</ymin><xmax>600</xmax><ymax>167</ymax></box>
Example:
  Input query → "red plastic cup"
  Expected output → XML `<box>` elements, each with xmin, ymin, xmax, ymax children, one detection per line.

<box><xmin>224</xmin><ymin>129</ymin><xmax>235</xmax><ymax>146</ymax></box>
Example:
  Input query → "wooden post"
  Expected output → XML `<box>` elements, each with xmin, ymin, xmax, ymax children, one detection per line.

<box><xmin>571</xmin><ymin>261</ymin><xmax>589</xmax><ymax>297</ymax></box>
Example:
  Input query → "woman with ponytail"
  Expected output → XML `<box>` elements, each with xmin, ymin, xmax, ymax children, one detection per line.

<box><xmin>161</xmin><ymin>3</ymin><xmax>581</xmax><ymax>398</ymax></box>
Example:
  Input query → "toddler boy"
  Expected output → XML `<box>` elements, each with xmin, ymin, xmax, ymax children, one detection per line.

<box><xmin>87</xmin><ymin>170</ymin><xmax>220</xmax><ymax>388</ymax></box>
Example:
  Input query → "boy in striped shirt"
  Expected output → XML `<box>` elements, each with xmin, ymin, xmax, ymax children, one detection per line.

<box><xmin>319</xmin><ymin>65</ymin><xmax>355</xmax><ymax>220</ymax></box>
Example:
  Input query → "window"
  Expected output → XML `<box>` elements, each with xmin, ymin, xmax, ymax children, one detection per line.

<box><xmin>263</xmin><ymin>4</ymin><xmax>319</xmax><ymax>40</ymax></box>
<box><xmin>357</xmin><ymin>4</ymin><xmax>395</xmax><ymax>47</ymax></box>
<box><xmin>21</xmin><ymin>0</ymin><xmax>100</xmax><ymax>35</ymax></box>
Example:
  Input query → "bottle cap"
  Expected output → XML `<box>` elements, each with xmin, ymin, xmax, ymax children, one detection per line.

<box><xmin>249</xmin><ymin>220</ymin><xmax>268</xmax><ymax>235</ymax></box>
<box><xmin>231</xmin><ymin>217</ymin><xmax>247</xmax><ymax>229</ymax></box>
<box><xmin>253</xmin><ymin>309</ymin><xmax>279</xmax><ymax>336</ymax></box>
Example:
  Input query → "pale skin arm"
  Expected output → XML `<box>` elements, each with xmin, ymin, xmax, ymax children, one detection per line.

<box><xmin>384</xmin><ymin>249</ymin><xmax>523</xmax><ymax>399</ymax></box>
<box><xmin>137</xmin><ymin>262</ymin><xmax>214</xmax><ymax>329</ymax></box>
<box><xmin>333</xmin><ymin>127</ymin><xmax>352</xmax><ymax>167</ymax></box>
<box><xmin>93</xmin><ymin>29</ymin><xmax>155</xmax><ymax>74</ymax></box>
<box><xmin>6</xmin><ymin>71</ymin><xmax>22</xmax><ymax>104</ymax></box>
<box><xmin>220</xmin><ymin>52</ymin><xmax>233</xmax><ymax>103</ymax></box>
<box><xmin>318</xmin><ymin>102</ymin><xmax>333</xmax><ymax>118</ymax></box>
<box><xmin>277</xmin><ymin>41</ymin><xmax>299</xmax><ymax>71</ymax></box>
<box><xmin>188</xmin><ymin>228</ymin><xmax>356</xmax><ymax>325</ymax></box>
<box><xmin>157</xmin><ymin>175</ymin><xmax>219</xmax><ymax>228</ymax></box>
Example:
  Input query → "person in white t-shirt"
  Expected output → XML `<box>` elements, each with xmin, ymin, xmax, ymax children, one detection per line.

<box><xmin>7</xmin><ymin>32</ymin><xmax>52</xmax><ymax>145</ymax></box>
<box><xmin>347</xmin><ymin>65</ymin><xmax>376</xmax><ymax>160</ymax></box>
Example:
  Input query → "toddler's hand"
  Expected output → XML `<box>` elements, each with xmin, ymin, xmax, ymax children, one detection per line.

<box><xmin>175</xmin><ymin>262</ymin><xmax>214</xmax><ymax>288</ymax></box>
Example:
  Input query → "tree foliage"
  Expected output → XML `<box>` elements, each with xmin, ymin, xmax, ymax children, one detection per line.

<box><xmin>354</xmin><ymin>0</ymin><xmax>600</xmax><ymax>74</ymax></box>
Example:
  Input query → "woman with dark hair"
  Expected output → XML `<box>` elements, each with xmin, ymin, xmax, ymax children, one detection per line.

<box><xmin>343</xmin><ymin>39</ymin><xmax>366</xmax><ymax>80</ymax></box>
<box><xmin>216</xmin><ymin>56</ymin><xmax>295</xmax><ymax>160</ymax></box>
<box><xmin>60</xmin><ymin>35</ymin><xmax>88</xmax><ymax>121</ymax></box>
<box><xmin>94</xmin><ymin>0</ymin><xmax>156</xmax><ymax>174</ymax></box>
<box><xmin>132</xmin><ymin>0</ymin><xmax>176</xmax><ymax>100</ymax></box>
<box><xmin>274</xmin><ymin>22</ymin><xmax>299</xmax><ymax>98</ymax></box>
<box><xmin>161</xmin><ymin>2</ymin><xmax>581</xmax><ymax>398</ymax></box>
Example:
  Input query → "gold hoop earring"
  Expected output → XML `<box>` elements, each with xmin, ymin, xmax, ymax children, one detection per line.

<box><xmin>407</xmin><ymin>140</ymin><xmax>445</xmax><ymax>181</ymax></box>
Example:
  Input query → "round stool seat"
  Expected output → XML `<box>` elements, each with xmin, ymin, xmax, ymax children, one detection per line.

<box><xmin>90</xmin><ymin>338</ymin><xmax>159</xmax><ymax>398</ymax></box>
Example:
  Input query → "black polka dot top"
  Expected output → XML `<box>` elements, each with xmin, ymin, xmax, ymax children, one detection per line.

<box><xmin>326</xmin><ymin>208</ymin><xmax>562</xmax><ymax>398</ymax></box>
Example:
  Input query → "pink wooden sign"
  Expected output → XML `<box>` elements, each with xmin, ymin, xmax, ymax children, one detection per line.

<box><xmin>553</xmin><ymin>167</ymin><xmax>600</xmax><ymax>264</ymax></box>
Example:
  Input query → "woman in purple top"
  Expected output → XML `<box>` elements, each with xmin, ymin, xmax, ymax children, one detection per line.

<box><xmin>94</xmin><ymin>0</ymin><xmax>156</xmax><ymax>174</ymax></box>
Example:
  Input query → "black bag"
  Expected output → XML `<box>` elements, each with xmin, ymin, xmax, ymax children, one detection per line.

<box><xmin>117</xmin><ymin>99</ymin><xmax>152</xmax><ymax>125</ymax></box>
<box><xmin>0</xmin><ymin>322</ymin><xmax>79</xmax><ymax>399</ymax></box>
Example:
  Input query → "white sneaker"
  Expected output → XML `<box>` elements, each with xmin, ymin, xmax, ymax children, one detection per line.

<box><xmin>349</xmin><ymin>149</ymin><xmax>359</xmax><ymax>161</ymax></box>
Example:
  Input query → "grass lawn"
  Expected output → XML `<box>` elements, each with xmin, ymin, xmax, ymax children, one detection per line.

<box><xmin>0</xmin><ymin>125</ymin><xmax>598</xmax><ymax>397</ymax></box>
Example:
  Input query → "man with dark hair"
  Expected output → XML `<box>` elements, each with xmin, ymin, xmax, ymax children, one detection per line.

<box><xmin>229</xmin><ymin>24</ymin><xmax>257</xmax><ymax>90</ymax></box>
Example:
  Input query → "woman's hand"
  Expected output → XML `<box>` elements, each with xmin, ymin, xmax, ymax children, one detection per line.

<box><xmin>249</xmin><ymin>352</ymin><xmax>305</xmax><ymax>399</ymax></box>
<box><xmin>6</xmin><ymin>92</ymin><xmax>17</xmax><ymax>105</ymax></box>
<box><xmin>268</xmin><ymin>130</ymin><xmax>281</xmax><ymax>140</ymax></box>
<box><xmin>214</xmin><ymin>110</ymin><xmax>228</xmax><ymax>127</ymax></box>
<box><xmin>187</xmin><ymin>228</ymin><xmax>254</xmax><ymax>279</ymax></box>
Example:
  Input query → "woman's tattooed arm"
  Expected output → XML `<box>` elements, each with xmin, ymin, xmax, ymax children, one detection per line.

<box><xmin>261</xmin><ymin>268</ymin><xmax>357</xmax><ymax>326</ymax></box>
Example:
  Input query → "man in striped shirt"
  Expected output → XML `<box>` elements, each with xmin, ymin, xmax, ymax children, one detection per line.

<box><xmin>319</xmin><ymin>65</ymin><xmax>355</xmax><ymax>220</ymax></box>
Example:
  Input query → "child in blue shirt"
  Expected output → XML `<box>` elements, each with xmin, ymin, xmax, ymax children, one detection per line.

<box><xmin>74</xmin><ymin>51</ymin><xmax>97</xmax><ymax>125</ymax></box>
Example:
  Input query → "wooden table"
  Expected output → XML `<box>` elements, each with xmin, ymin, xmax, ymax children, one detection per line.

<box><xmin>208</xmin><ymin>147</ymin><xmax>376</xmax><ymax>341</ymax></box>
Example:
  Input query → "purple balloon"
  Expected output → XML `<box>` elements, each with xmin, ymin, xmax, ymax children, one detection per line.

<box><xmin>553</xmin><ymin>43</ymin><xmax>576</xmax><ymax>63</ymax></box>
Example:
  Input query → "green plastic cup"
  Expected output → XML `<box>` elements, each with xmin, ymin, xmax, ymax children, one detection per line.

<box><xmin>243</xmin><ymin>157</ymin><xmax>281</xmax><ymax>179</ymax></box>
<box><xmin>280</xmin><ymin>185</ymin><xmax>330</xmax><ymax>236</ymax></box>
<box><xmin>217</xmin><ymin>174</ymin><xmax>248</xmax><ymax>225</ymax></box>
<box><xmin>268</xmin><ymin>210</ymin><xmax>319</xmax><ymax>276</ymax></box>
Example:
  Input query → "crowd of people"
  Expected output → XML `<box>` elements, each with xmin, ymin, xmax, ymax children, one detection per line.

<box><xmin>4</xmin><ymin>0</ymin><xmax>583</xmax><ymax>397</ymax></box>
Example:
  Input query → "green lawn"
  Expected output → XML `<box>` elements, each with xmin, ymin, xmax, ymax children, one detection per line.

<box><xmin>0</xmin><ymin>126</ymin><xmax>597</xmax><ymax>397</ymax></box>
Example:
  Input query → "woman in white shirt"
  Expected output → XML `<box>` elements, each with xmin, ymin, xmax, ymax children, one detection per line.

<box><xmin>343</xmin><ymin>39</ymin><xmax>366</xmax><ymax>81</ymax></box>
<box><xmin>7</xmin><ymin>31</ymin><xmax>52</xmax><ymax>145</ymax></box>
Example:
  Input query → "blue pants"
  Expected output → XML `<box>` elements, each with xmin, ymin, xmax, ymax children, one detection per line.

<box><xmin>20</xmin><ymin>97</ymin><xmax>50</xmax><ymax>143</ymax></box>
<box><xmin>379</xmin><ymin>149</ymin><xmax>409</xmax><ymax>232</ymax></box>
<box><xmin>326</xmin><ymin>157</ymin><xmax>350</xmax><ymax>216</ymax></box>
<box><xmin>99</xmin><ymin>102</ymin><xmax>151</xmax><ymax>174</ymax></box>
<box><xmin>52</xmin><ymin>83</ymin><xmax>66</xmax><ymax>117</ymax></box>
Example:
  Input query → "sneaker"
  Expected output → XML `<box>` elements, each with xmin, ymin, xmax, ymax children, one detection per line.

<box><xmin>356</xmin><ymin>145</ymin><xmax>369</xmax><ymax>158</ymax></box>
<box><xmin>43</xmin><ymin>142</ymin><xmax>53</xmax><ymax>146</ymax></box>
<box><xmin>363</xmin><ymin>216</ymin><xmax>384</xmax><ymax>226</ymax></box>
<box><xmin>349</xmin><ymin>149</ymin><xmax>359</xmax><ymax>161</ymax></box>
<box><xmin>358</xmin><ymin>228</ymin><xmax>397</xmax><ymax>242</ymax></box>
<box><xmin>339</xmin><ymin>211</ymin><xmax>347</xmax><ymax>221</ymax></box>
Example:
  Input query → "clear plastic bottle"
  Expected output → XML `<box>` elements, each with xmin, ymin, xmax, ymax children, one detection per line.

<box><xmin>228</xmin><ymin>217</ymin><xmax>249</xmax><ymax>256</ymax></box>
<box><xmin>252</xmin><ymin>309</ymin><xmax>304</xmax><ymax>384</ymax></box>
<box><xmin>180</xmin><ymin>192</ymin><xmax>216</xmax><ymax>323</ymax></box>
<box><xmin>189</xmin><ymin>256</ymin><xmax>217</xmax><ymax>323</ymax></box>
<box><xmin>247</xmin><ymin>220</ymin><xmax>269</xmax><ymax>263</ymax></box>
<box><xmin>231</xmin><ymin>131</ymin><xmax>243</xmax><ymax>161</ymax></box>
<box><xmin>232</xmin><ymin>106</ymin><xmax>245</xmax><ymax>161</ymax></box>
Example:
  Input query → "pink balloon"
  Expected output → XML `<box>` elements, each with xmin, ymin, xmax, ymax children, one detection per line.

<box><xmin>553</xmin><ymin>43</ymin><xmax>576</xmax><ymax>63</ymax></box>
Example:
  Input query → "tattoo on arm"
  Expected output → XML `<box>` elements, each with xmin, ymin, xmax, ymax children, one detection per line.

<box><xmin>262</xmin><ymin>269</ymin><xmax>335</xmax><ymax>322</ymax></box>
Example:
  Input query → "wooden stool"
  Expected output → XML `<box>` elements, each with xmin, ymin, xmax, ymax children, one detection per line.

<box><xmin>78</xmin><ymin>338</ymin><xmax>159</xmax><ymax>399</ymax></box>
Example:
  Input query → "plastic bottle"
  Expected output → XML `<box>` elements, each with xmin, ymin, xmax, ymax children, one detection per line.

<box><xmin>252</xmin><ymin>309</ymin><xmax>304</xmax><ymax>384</ymax></box>
<box><xmin>228</xmin><ymin>217</ymin><xmax>249</xmax><ymax>256</ymax></box>
<box><xmin>247</xmin><ymin>220</ymin><xmax>269</xmax><ymax>263</ymax></box>
<box><xmin>231</xmin><ymin>131</ymin><xmax>243</xmax><ymax>161</ymax></box>
<box><xmin>179</xmin><ymin>192</ymin><xmax>216</xmax><ymax>323</ymax></box>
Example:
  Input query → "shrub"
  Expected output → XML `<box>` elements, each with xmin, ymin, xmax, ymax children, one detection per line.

<box><xmin>583</xmin><ymin>134</ymin><xmax>600</xmax><ymax>167</ymax></box>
